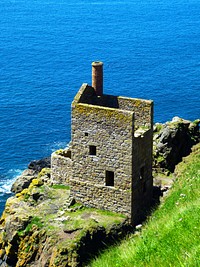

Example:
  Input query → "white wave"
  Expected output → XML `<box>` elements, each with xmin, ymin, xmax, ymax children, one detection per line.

<box><xmin>0</xmin><ymin>169</ymin><xmax>23</xmax><ymax>194</ymax></box>
<box><xmin>0</xmin><ymin>183</ymin><xmax>14</xmax><ymax>194</ymax></box>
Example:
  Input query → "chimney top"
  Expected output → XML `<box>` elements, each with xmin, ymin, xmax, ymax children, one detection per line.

<box><xmin>92</xmin><ymin>61</ymin><xmax>103</xmax><ymax>67</ymax></box>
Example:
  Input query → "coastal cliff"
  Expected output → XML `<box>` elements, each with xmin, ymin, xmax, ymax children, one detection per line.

<box><xmin>0</xmin><ymin>170</ymin><xmax>130</xmax><ymax>266</ymax></box>
<box><xmin>153</xmin><ymin>117</ymin><xmax>199</xmax><ymax>174</ymax></box>
<box><xmin>0</xmin><ymin>117</ymin><xmax>199</xmax><ymax>267</ymax></box>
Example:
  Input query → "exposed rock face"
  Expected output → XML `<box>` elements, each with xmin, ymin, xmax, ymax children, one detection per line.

<box><xmin>11</xmin><ymin>158</ymin><xmax>51</xmax><ymax>194</ymax></box>
<box><xmin>0</xmin><ymin>170</ymin><xmax>130</xmax><ymax>267</ymax></box>
<box><xmin>11</xmin><ymin>169</ymin><xmax>37</xmax><ymax>194</ymax></box>
<box><xmin>153</xmin><ymin>117</ymin><xmax>199</xmax><ymax>173</ymax></box>
<box><xmin>1</xmin><ymin>117</ymin><xmax>199</xmax><ymax>267</ymax></box>
<box><xmin>28</xmin><ymin>157</ymin><xmax>51</xmax><ymax>172</ymax></box>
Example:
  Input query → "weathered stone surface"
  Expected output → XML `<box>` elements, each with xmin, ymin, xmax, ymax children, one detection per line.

<box><xmin>1</xmin><ymin>114</ymin><xmax>199</xmax><ymax>266</ymax></box>
<box><xmin>28</xmin><ymin>157</ymin><xmax>51</xmax><ymax>172</ymax></box>
<box><xmin>153</xmin><ymin>117</ymin><xmax>200</xmax><ymax>173</ymax></box>
<box><xmin>11</xmin><ymin>169</ymin><xmax>37</xmax><ymax>194</ymax></box>
<box><xmin>11</xmin><ymin>157</ymin><xmax>52</xmax><ymax>194</ymax></box>
<box><xmin>0</xmin><ymin>173</ymin><xmax>130</xmax><ymax>267</ymax></box>
<box><xmin>51</xmin><ymin>84</ymin><xmax>153</xmax><ymax>226</ymax></box>
<box><xmin>11</xmin><ymin>167</ymin><xmax>51</xmax><ymax>194</ymax></box>
<box><xmin>51</xmin><ymin>149</ymin><xmax>72</xmax><ymax>185</ymax></box>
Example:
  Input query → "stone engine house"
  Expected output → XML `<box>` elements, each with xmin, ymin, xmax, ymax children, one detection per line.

<box><xmin>51</xmin><ymin>61</ymin><xmax>154</xmax><ymax>225</ymax></box>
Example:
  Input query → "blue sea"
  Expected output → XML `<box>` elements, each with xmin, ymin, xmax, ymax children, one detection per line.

<box><xmin>0</xmin><ymin>0</ymin><xmax>199</xmax><ymax>214</ymax></box>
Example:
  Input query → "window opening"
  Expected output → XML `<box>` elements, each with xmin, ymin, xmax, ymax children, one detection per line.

<box><xmin>143</xmin><ymin>181</ymin><xmax>147</xmax><ymax>193</ymax></box>
<box><xmin>139</xmin><ymin>166</ymin><xmax>145</xmax><ymax>180</ymax></box>
<box><xmin>89</xmin><ymin>145</ymin><xmax>96</xmax><ymax>155</ymax></box>
<box><xmin>85</xmin><ymin>132</ymin><xmax>88</xmax><ymax>136</ymax></box>
<box><xmin>65</xmin><ymin>150</ymin><xmax>71</xmax><ymax>159</ymax></box>
<box><xmin>105</xmin><ymin>171</ymin><xmax>114</xmax><ymax>186</ymax></box>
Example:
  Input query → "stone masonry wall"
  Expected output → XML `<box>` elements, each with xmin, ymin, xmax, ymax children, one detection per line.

<box><xmin>70</xmin><ymin>180</ymin><xmax>132</xmax><ymax>217</ymax></box>
<box><xmin>71</xmin><ymin>103</ymin><xmax>134</xmax><ymax>188</ymax></box>
<box><xmin>51</xmin><ymin>150</ymin><xmax>72</xmax><ymax>184</ymax></box>
<box><xmin>50</xmin><ymin>83</ymin><xmax>153</xmax><ymax>223</ymax></box>
<box><xmin>118</xmin><ymin>97</ymin><xmax>153</xmax><ymax>129</ymax></box>
<box><xmin>70</xmin><ymin>102</ymin><xmax>134</xmax><ymax>217</ymax></box>
<box><xmin>75</xmin><ymin>84</ymin><xmax>153</xmax><ymax>130</ymax></box>
<box><xmin>131</xmin><ymin>129</ymin><xmax>153</xmax><ymax>224</ymax></box>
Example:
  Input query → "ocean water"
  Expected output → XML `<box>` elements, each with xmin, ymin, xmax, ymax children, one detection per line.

<box><xmin>0</xmin><ymin>0</ymin><xmax>199</xmax><ymax>214</ymax></box>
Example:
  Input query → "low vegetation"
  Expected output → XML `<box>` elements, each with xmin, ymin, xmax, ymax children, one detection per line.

<box><xmin>0</xmin><ymin>175</ymin><xmax>128</xmax><ymax>266</ymax></box>
<box><xmin>90</xmin><ymin>143</ymin><xmax>200</xmax><ymax>267</ymax></box>
<box><xmin>50</xmin><ymin>184</ymin><xmax>70</xmax><ymax>190</ymax></box>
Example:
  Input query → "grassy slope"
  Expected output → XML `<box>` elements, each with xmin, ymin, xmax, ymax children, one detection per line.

<box><xmin>90</xmin><ymin>143</ymin><xmax>200</xmax><ymax>267</ymax></box>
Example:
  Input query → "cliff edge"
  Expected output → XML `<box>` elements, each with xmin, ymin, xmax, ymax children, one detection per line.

<box><xmin>0</xmin><ymin>169</ymin><xmax>129</xmax><ymax>267</ymax></box>
<box><xmin>0</xmin><ymin>117</ymin><xmax>199</xmax><ymax>267</ymax></box>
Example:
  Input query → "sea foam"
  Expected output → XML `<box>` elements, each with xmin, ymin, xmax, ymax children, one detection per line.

<box><xmin>0</xmin><ymin>169</ymin><xmax>22</xmax><ymax>194</ymax></box>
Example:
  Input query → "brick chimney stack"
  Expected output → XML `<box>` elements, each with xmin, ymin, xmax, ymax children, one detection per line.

<box><xmin>92</xmin><ymin>61</ymin><xmax>103</xmax><ymax>96</ymax></box>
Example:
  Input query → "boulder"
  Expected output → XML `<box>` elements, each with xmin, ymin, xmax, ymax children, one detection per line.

<box><xmin>11</xmin><ymin>169</ymin><xmax>38</xmax><ymax>194</ymax></box>
<box><xmin>153</xmin><ymin>117</ymin><xmax>200</xmax><ymax>173</ymax></box>
<box><xmin>11</xmin><ymin>157</ymin><xmax>51</xmax><ymax>194</ymax></box>
<box><xmin>28</xmin><ymin>157</ymin><xmax>51</xmax><ymax>172</ymax></box>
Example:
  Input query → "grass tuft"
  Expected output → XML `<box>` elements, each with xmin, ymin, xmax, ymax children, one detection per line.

<box><xmin>51</xmin><ymin>184</ymin><xmax>70</xmax><ymax>190</ymax></box>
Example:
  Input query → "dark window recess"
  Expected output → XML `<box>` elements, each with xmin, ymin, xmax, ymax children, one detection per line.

<box><xmin>139</xmin><ymin>166</ymin><xmax>145</xmax><ymax>180</ymax></box>
<box><xmin>89</xmin><ymin>145</ymin><xmax>96</xmax><ymax>155</ymax></box>
<box><xmin>85</xmin><ymin>132</ymin><xmax>89</xmax><ymax>136</ymax></box>
<box><xmin>143</xmin><ymin>181</ymin><xmax>147</xmax><ymax>193</ymax></box>
<box><xmin>65</xmin><ymin>150</ymin><xmax>71</xmax><ymax>159</ymax></box>
<box><xmin>106</xmin><ymin>171</ymin><xmax>114</xmax><ymax>186</ymax></box>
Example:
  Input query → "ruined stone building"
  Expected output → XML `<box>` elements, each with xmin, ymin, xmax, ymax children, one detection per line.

<box><xmin>51</xmin><ymin>62</ymin><xmax>154</xmax><ymax>225</ymax></box>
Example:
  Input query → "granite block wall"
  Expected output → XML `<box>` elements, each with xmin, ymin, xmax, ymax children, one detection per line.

<box><xmin>117</xmin><ymin>97</ymin><xmax>153</xmax><ymax>129</ymax></box>
<box><xmin>51</xmin><ymin>150</ymin><xmax>72</xmax><ymax>184</ymax></box>
<box><xmin>75</xmin><ymin>84</ymin><xmax>153</xmax><ymax>130</ymax></box>
<box><xmin>70</xmin><ymin>180</ymin><xmax>132</xmax><ymax>217</ymax></box>
<box><xmin>70</xmin><ymin>102</ymin><xmax>134</xmax><ymax>217</ymax></box>
<box><xmin>131</xmin><ymin>129</ymin><xmax>153</xmax><ymax>224</ymax></box>
<box><xmin>71</xmin><ymin>103</ymin><xmax>134</xmax><ymax>187</ymax></box>
<box><xmin>51</xmin><ymin>83</ymin><xmax>153</xmax><ymax>224</ymax></box>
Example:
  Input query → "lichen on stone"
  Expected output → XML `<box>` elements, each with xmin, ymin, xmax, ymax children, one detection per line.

<box><xmin>0</xmin><ymin>181</ymin><xmax>129</xmax><ymax>267</ymax></box>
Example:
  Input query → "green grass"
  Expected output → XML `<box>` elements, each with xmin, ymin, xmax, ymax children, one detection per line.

<box><xmin>51</xmin><ymin>184</ymin><xmax>70</xmax><ymax>190</ymax></box>
<box><xmin>18</xmin><ymin>216</ymin><xmax>43</xmax><ymax>237</ymax></box>
<box><xmin>90</xmin><ymin>144</ymin><xmax>200</xmax><ymax>267</ymax></box>
<box><xmin>24</xmin><ymin>216</ymin><xmax>43</xmax><ymax>233</ymax></box>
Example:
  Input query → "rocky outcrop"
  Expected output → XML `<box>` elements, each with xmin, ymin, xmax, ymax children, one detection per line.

<box><xmin>153</xmin><ymin>117</ymin><xmax>199</xmax><ymax>174</ymax></box>
<box><xmin>1</xmin><ymin>117</ymin><xmax>199</xmax><ymax>267</ymax></box>
<box><xmin>0</xmin><ymin>170</ymin><xmax>130</xmax><ymax>267</ymax></box>
<box><xmin>11</xmin><ymin>158</ymin><xmax>51</xmax><ymax>194</ymax></box>
<box><xmin>28</xmin><ymin>157</ymin><xmax>51</xmax><ymax>172</ymax></box>
<box><xmin>11</xmin><ymin>169</ymin><xmax>37</xmax><ymax>194</ymax></box>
